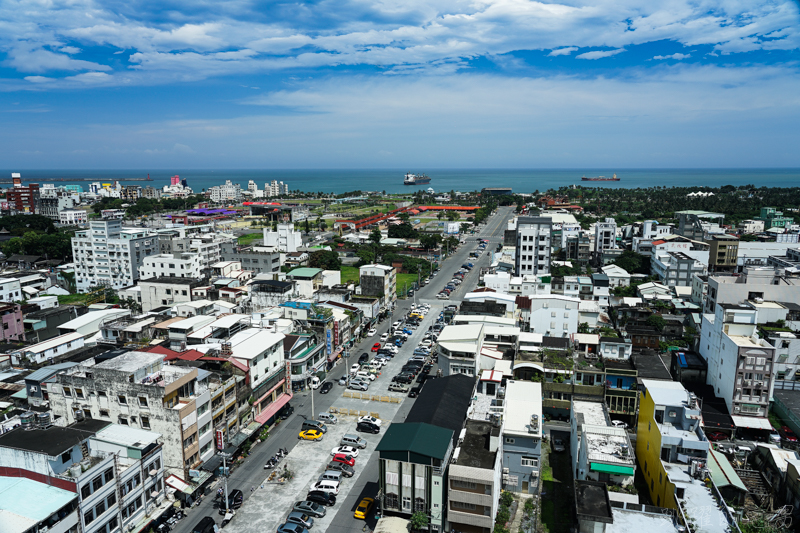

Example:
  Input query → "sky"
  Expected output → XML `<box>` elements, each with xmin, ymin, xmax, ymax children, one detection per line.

<box><xmin>1</xmin><ymin>0</ymin><xmax>799</xmax><ymax>169</ymax></box>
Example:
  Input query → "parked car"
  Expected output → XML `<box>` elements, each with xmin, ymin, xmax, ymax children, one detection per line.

<box><xmin>380</xmin><ymin>333</ymin><xmax>389</xmax><ymax>342</ymax></box>
<box><xmin>781</xmin><ymin>426</ymin><xmax>798</xmax><ymax>442</ymax></box>
<box><xmin>611</xmin><ymin>420</ymin><xmax>628</xmax><ymax>430</ymax></box>
<box><xmin>299</xmin><ymin>430</ymin><xmax>324</xmax><ymax>441</ymax></box>
<box><xmin>331</xmin><ymin>446</ymin><xmax>360</xmax><ymax>458</ymax></box>
<box><xmin>389</xmin><ymin>383</ymin><xmax>410</xmax><ymax>393</ymax></box>
<box><xmin>354</xmin><ymin>497</ymin><xmax>375</xmax><ymax>520</ymax></box>
<box><xmin>392</xmin><ymin>374</ymin><xmax>413</xmax><ymax>384</ymax></box>
<box><xmin>350</xmin><ymin>363</ymin><xmax>361</xmax><ymax>374</ymax></box>
<box><xmin>326</xmin><ymin>461</ymin><xmax>355</xmax><ymax>477</ymax></box>
<box><xmin>285</xmin><ymin>512</ymin><xmax>314</xmax><ymax>529</ymax></box>
<box><xmin>408</xmin><ymin>386</ymin><xmax>422</xmax><ymax>398</ymax></box>
<box><xmin>552</xmin><ymin>439</ymin><xmax>565</xmax><ymax>452</ymax></box>
<box><xmin>278</xmin><ymin>404</ymin><xmax>294</xmax><ymax>420</ymax></box>
<box><xmin>371</xmin><ymin>343</ymin><xmax>381</xmax><ymax>352</ymax></box>
<box><xmin>704</xmin><ymin>431</ymin><xmax>727</xmax><ymax>442</ymax></box>
<box><xmin>305</xmin><ymin>491</ymin><xmax>336</xmax><ymax>507</ymax></box>
<box><xmin>358</xmin><ymin>353</ymin><xmax>370</xmax><ymax>364</ymax></box>
<box><xmin>338</xmin><ymin>376</ymin><xmax>347</xmax><ymax>386</ymax></box>
<box><xmin>331</xmin><ymin>453</ymin><xmax>356</xmax><ymax>466</ymax></box>
<box><xmin>358</xmin><ymin>415</ymin><xmax>382</xmax><ymax>427</ymax></box>
<box><xmin>348</xmin><ymin>380</ymin><xmax>369</xmax><ymax>391</ymax></box>
<box><xmin>277</xmin><ymin>523</ymin><xmax>308</xmax><ymax>533</ymax></box>
<box><xmin>218</xmin><ymin>489</ymin><xmax>243</xmax><ymax>514</ymax></box>
<box><xmin>293</xmin><ymin>501</ymin><xmax>326</xmax><ymax>518</ymax></box>
<box><xmin>356</xmin><ymin>421</ymin><xmax>380</xmax><ymax>434</ymax></box>
<box><xmin>368</xmin><ymin>328</ymin><xmax>377</xmax><ymax>336</ymax></box>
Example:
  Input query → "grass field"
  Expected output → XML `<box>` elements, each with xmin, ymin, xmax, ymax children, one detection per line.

<box><xmin>396</xmin><ymin>273</ymin><xmax>418</xmax><ymax>296</ymax></box>
<box><xmin>238</xmin><ymin>232</ymin><xmax>263</xmax><ymax>246</ymax></box>
<box><xmin>341</xmin><ymin>266</ymin><xmax>360</xmax><ymax>285</ymax></box>
<box><xmin>540</xmin><ymin>445</ymin><xmax>572</xmax><ymax>533</ymax></box>
<box><xmin>58</xmin><ymin>293</ymin><xmax>92</xmax><ymax>305</ymax></box>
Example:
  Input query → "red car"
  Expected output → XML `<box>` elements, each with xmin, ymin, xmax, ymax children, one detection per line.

<box><xmin>371</xmin><ymin>343</ymin><xmax>381</xmax><ymax>352</ymax></box>
<box><xmin>704</xmin><ymin>431</ymin><xmax>727</xmax><ymax>442</ymax></box>
<box><xmin>332</xmin><ymin>453</ymin><xmax>356</xmax><ymax>467</ymax></box>
<box><xmin>780</xmin><ymin>426</ymin><xmax>798</xmax><ymax>442</ymax></box>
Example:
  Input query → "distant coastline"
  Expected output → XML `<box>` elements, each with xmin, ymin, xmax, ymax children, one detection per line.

<box><xmin>1</xmin><ymin>168</ymin><xmax>798</xmax><ymax>195</ymax></box>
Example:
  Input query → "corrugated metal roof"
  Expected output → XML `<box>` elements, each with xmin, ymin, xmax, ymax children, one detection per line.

<box><xmin>707</xmin><ymin>448</ymin><xmax>747</xmax><ymax>492</ymax></box>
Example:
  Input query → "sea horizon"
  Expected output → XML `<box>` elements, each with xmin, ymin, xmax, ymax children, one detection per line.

<box><xmin>2</xmin><ymin>168</ymin><xmax>799</xmax><ymax>195</ymax></box>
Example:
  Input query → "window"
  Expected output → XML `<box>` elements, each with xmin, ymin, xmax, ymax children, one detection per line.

<box><xmin>64</xmin><ymin>386</ymin><xmax>72</xmax><ymax>396</ymax></box>
<box><xmin>107</xmin><ymin>492</ymin><xmax>116</xmax><ymax>507</ymax></box>
<box><xmin>452</xmin><ymin>501</ymin><xmax>476</xmax><ymax>511</ymax></box>
<box><xmin>118</xmin><ymin>395</ymin><xmax>127</xmax><ymax>404</ymax></box>
<box><xmin>452</xmin><ymin>479</ymin><xmax>476</xmax><ymax>490</ymax></box>
<box><xmin>95</xmin><ymin>500</ymin><xmax>106</xmax><ymax>516</ymax></box>
<box><xmin>100</xmin><ymin>409</ymin><xmax>109</xmax><ymax>418</ymax></box>
<box><xmin>61</xmin><ymin>450</ymin><xmax>72</xmax><ymax>463</ymax></box>
<box><xmin>104</xmin><ymin>468</ymin><xmax>114</xmax><ymax>483</ymax></box>
<box><xmin>138</xmin><ymin>397</ymin><xmax>148</xmax><ymax>407</ymax></box>
<box><xmin>385</xmin><ymin>493</ymin><xmax>399</xmax><ymax>509</ymax></box>
<box><xmin>141</xmin><ymin>416</ymin><xmax>150</xmax><ymax>429</ymax></box>
<box><xmin>505</xmin><ymin>437</ymin><xmax>515</xmax><ymax>444</ymax></box>
<box><xmin>521</xmin><ymin>456</ymin><xmax>539</xmax><ymax>468</ymax></box>
<box><xmin>84</xmin><ymin>509</ymin><xmax>94</xmax><ymax>525</ymax></box>
<box><xmin>98</xmin><ymin>390</ymin><xmax>107</xmax><ymax>397</ymax></box>
<box><xmin>107</xmin><ymin>516</ymin><xmax>119</xmax><ymax>532</ymax></box>
<box><xmin>92</xmin><ymin>476</ymin><xmax>103</xmax><ymax>491</ymax></box>
<box><xmin>402</xmin><ymin>496</ymin><xmax>411</xmax><ymax>510</ymax></box>
<box><xmin>81</xmin><ymin>484</ymin><xmax>92</xmax><ymax>499</ymax></box>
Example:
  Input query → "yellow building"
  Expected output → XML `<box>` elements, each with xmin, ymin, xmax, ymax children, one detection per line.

<box><xmin>636</xmin><ymin>379</ymin><xmax>709</xmax><ymax>509</ymax></box>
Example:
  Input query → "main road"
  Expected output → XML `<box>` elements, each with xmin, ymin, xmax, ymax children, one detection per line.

<box><xmin>171</xmin><ymin>205</ymin><xmax>515</xmax><ymax>533</ymax></box>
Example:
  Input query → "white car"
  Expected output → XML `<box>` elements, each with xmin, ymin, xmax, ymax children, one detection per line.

<box><xmin>387</xmin><ymin>345</ymin><xmax>399</xmax><ymax>354</ymax></box>
<box><xmin>419</xmin><ymin>340</ymin><xmax>433</xmax><ymax>348</ymax></box>
<box><xmin>350</xmin><ymin>364</ymin><xmax>361</xmax><ymax>374</ymax></box>
<box><xmin>331</xmin><ymin>446</ymin><xmax>360</xmax><ymax>458</ymax></box>
<box><xmin>311</xmin><ymin>481</ymin><xmax>339</xmax><ymax>495</ymax></box>
<box><xmin>380</xmin><ymin>333</ymin><xmax>389</xmax><ymax>342</ymax></box>
<box><xmin>611</xmin><ymin>420</ymin><xmax>628</xmax><ymax>429</ymax></box>
<box><xmin>410</xmin><ymin>304</ymin><xmax>417</xmax><ymax>310</ymax></box>
<box><xmin>358</xmin><ymin>415</ymin><xmax>382</xmax><ymax>427</ymax></box>
<box><xmin>368</xmin><ymin>328</ymin><xmax>377</xmax><ymax>336</ymax></box>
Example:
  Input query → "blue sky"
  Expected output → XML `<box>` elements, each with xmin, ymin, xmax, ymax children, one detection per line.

<box><xmin>1</xmin><ymin>0</ymin><xmax>799</xmax><ymax>168</ymax></box>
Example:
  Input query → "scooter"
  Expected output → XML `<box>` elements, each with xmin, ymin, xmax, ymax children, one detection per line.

<box><xmin>264</xmin><ymin>457</ymin><xmax>277</xmax><ymax>469</ymax></box>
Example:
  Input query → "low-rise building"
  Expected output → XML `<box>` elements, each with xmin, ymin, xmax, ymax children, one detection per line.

<box><xmin>59</xmin><ymin>208</ymin><xmax>88</xmax><ymax>226</ymax></box>
<box><xmin>436</xmin><ymin>324</ymin><xmax>485</xmax><ymax>377</ymax></box>
<box><xmin>12</xmin><ymin>331</ymin><xmax>85</xmax><ymax>365</ymax></box>
<box><xmin>571</xmin><ymin>399</ymin><xmax>635</xmax><ymax>487</ymax></box>
<box><xmin>139</xmin><ymin>277</ymin><xmax>204</xmax><ymax>312</ymax></box>
<box><xmin>501</xmin><ymin>380</ymin><xmax>542</xmax><ymax>494</ymax></box>
<box><xmin>139</xmin><ymin>253</ymin><xmax>203</xmax><ymax>279</ymax></box>
<box><xmin>359</xmin><ymin>264</ymin><xmax>397</xmax><ymax>308</ymax></box>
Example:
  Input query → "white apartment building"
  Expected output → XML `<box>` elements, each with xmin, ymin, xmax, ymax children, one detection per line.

<box><xmin>72</xmin><ymin>220</ymin><xmax>157</xmax><ymax>292</ymax></box>
<box><xmin>705</xmin><ymin>267</ymin><xmax>800</xmax><ymax>314</ymax></box>
<box><xmin>60</xmin><ymin>208</ymin><xmax>88</xmax><ymax>225</ymax></box>
<box><xmin>700</xmin><ymin>304</ymin><xmax>776</xmax><ymax>424</ymax></box>
<box><xmin>0</xmin><ymin>277</ymin><xmax>22</xmax><ymax>301</ymax></box>
<box><xmin>436</xmin><ymin>324</ymin><xmax>485</xmax><ymax>376</ymax></box>
<box><xmin>51</xmin><ymin>351</ymin><xmax>205</xmax><ymax>472</ymax></box>
<box><xmin>514</xmin><ymin>216</ymin><xmax>552</xmax><ymax>277</ymax></box>
<box><xmin>139</xmin><ymin>278</ymin><xmax>200</xmax><ymax>312</ymax></box>
<box><xmin>521</xmin><ymin>294</ymin><xmax>580</xmax><ymax>337</ymax></box>
<box><xmin>209</xmin><ymin>180</ymin><xmax>242</xmax><ymax>203</ymax></box>
<box><xmin>601</xmin><ymin>264</ymin><xmax>630</xmax><ymax>288</ymax></box>
<box><xmin>737</xmin><ymin>219</ymin><xmax>765</xmax><ymax>234</ymax></box>
<box><xmin>139</xmin><ymin>253</ymin><xmax>203</xmax><ymax>279</ymax></box>
<box><xmin>359</xmin><ymin>264</ymin><xmax>397</xmax><ymax>308</ymax></box>
<box><xmin>263</xmin><ymin>223</ymin><xmax>302</xmax><ymax>252</ymax></box>
<box><xmin>571</xmin><ymin>399</ymin><xmax>635</xmax><ymax>486</ymax></box>
<box><xmin>651</xmin><ymin>250</ymin><xmax>708</xmax><ymax>287</ymax></box>
<box><xmin>12</xmin><ymin>331</ymin><xmax>85</xmax><ymax>365</ymax></box>
<box><xmin>265</xmin><ymin>180</ymin><xmax>289</xmax><ymax>196</ymax></box>
<box><xmin>594</xmin><ymin>217</ymin><xmax>617</xmax><ymax>253</ymax></box>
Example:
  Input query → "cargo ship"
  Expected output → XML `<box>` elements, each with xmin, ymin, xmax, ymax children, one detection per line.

<box><xmin>581</xmin><ymin>173</ymin><xmax>619</xmax><ymax>182</ymax></box>
<box><xmin>404</xmin><ymin>172</ymin><xmax>431</xmax><ymax>185</ymax></box>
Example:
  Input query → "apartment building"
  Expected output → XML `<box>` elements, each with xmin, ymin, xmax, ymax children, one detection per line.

<box><xmin>60</xmin><ymin>208</ymin><xmax>88</xmax><ymax>226</ymax></box>
<box><xmin>521</xmin><ymin>294</ymin><xmax>580</xmax><ymax>337</ymax></box>
<box><xmin>263</xmin><ymin>223</ymin><xmax>302</xmax><ymax>252</ymax></box>
<box><xmin>219</xmin><ymin>241</ymin><xmax>280</xmax><ymax>274</ymax></box>
<box><xmin>501</xmin><ymin>380</ymin><xmax>543</xmax><ymax>494</ymax></box>
<box><xmin>0</xmin><ymin>419</ymin><xmax>165</xmax><ymax>533</ymax></box>
<box><xmin>571</xmin><ymin>399</ymin><xmax>635</xmax><ymax>487</ymax></box>
<box><xmin>0</xmin><ymin>277</ymin><xmax>22</xmax><ymax>301</ymax></box>
<box><xmin>514</xmin><ymin>216</ymin><xmax>552</xmax><ymax>276</ymax></box>
<box><xmin>6</xmin><ymin>174</ymin><xmax>40</xmax><ymax>214</ymax></box>
<box><xmin>675</xmin><ymin>210</ymin><xmax>725</xmax><ymax>241</ymax></box>
<box><xmin>139</xmin><ymin>277</ymin><xmax>204</xmax><ymax>312</ymax></box>
<box><xmin>51</xmin><ymin>351</ymin><xmax>204</xmax><ymax>473</ymax></box>
<box><xmin>436</xmin><ymin>324</ymin><xmax>485</xmax><ymax>377</ymax></box>
<box><xmin>708</xmin><ymin>234</ymin><xmax>740</xmax><ymax>272</ymax></box>
<box><xmin>265</xmin><ymin>180</ymin><xmax>289</xmax><ymax>197</ymax></box>
<box><xmin>377</xmin><ymin>422</ymin><xmax>453</xmax><ymax>532</ymax></box>
<box><xmin>72</xmin><ymin>220</ymin><xmax>157</xmax><ymax>292</ymax></box>
<box><xmin>359</xmin><ymin>264</ymin><xmax>397</xmax><ymax>308</ymax></box>
<box><xmin>0</xmin><ymin>476</ymin><xmax>79</xmax><ymax>533</ymax></box>
<box><xmin>651</xmin><ymin>250</ymin><xmax>707</xmax><ymax>287</ymax></box>
<box><xmin>594</xmin><ymin>217</ymin><xmax>617</xmax><ymax>253</ymax></box>
<box><xmin>209</xmin><ymin>180</ymin><xmax>242</xmax><ymax>203</ymax></box>
<box><xmin>704</xmin><ymin>267</ymin><xmax>800</xmax><ymax>313</ymax></box>
<box><xmin>139</xmin><ymin>253</ymin><xmax>203</xmax><ymax>279</ymax></box>
<box><xmin>700</xmin><ymin>303</ymin><xmax>776</xmax><ymax>424</ymax></box>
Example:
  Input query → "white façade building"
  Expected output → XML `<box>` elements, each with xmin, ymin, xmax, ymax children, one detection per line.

<box><xmin>514</xmin><ymin>216</ymin><xmax>552</xmax><ymax>277</ymax></box>
<box><xmin>138</xmin><ymin>253</ymin><xmax>203</xmax><ymax>280</ymax></box>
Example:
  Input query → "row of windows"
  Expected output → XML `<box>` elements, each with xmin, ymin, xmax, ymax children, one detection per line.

<box><xmin>80</xmin><ymin>468</ymin><xmax>115</xmax><ymax>499</ymax></box>
<box><xmin>83</xmin><ymin>492</ymin><xmax>117</xmax><ymax>525</ymax></box>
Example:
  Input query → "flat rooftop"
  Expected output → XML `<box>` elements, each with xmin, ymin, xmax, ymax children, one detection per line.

<box><xmin>574</xmin><ymin>400</ymin><xmax>608</xmax><ymax>426</ymax></box>
<box><xmin>454</xmin><ymin>420</ymin><xmax>498</xmax><ymax>470</ymax></box>
<box><xmin>665</xmin><ymin>463</ymin><xmax>731</xmax><ymax>533</ymax></box>
<box><xmin>0</xmin><ymin>477</ymin><xmax>78</xmax><ymax>531</ymax></box>
<box><xmin>584</xmin><ymin>425</ymin><xmax>634</xmax><ymax>465</ymax></box>
<box><xmin>607</xmin><ymin>508</ymin><xmax>677</xmax><ymax>533</ymax></box>
<box><xmin>642</xmin><ymin>379</ymin><xmax>690</xmax><ymax>407</ymax></box>
<box><xmin>0</xmin><ymin>418</ymin><xmax>109</xmax><ymax>457</ymax></box>
<box><xmin>503</xmin><ymin>380</ymin><xmax>542</xmax><ymax>438</ymax></box>
<box><xmin>575</xmin><ymin>480</ymin><xmax>613</xmax><ymax>523</ymax></box>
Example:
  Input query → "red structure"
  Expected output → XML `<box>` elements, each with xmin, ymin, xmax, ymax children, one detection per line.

<box><xmin>6</xmin><ymin>175</ymin><xmax>39</xmax><ymax>214</ymax></box>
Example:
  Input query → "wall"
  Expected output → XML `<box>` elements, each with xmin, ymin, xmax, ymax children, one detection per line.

<box><xmin>501</xmin><ymin>434</ymin><xmax>541</xmax><ymax>493</ymax></box>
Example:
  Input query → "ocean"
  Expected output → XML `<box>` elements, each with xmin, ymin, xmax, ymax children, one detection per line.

<box><xmin>2</xmin><ymin>168</ymin><xmax>799</xmax><ymax>195</ymax></box>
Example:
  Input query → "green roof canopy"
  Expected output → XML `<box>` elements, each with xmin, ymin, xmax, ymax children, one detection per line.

<box><xmin>590</xmin><ymin>463</ymin><xmax>634</xmax><ymax>476</ymax></box>
<box><xmin>376</xmin><ymin>422</ymin><xmax>453</xmax><ymax>461</ymax></box>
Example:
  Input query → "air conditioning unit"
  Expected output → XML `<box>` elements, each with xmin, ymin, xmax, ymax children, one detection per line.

<box><xmin>502</xmin><ymin>468</ymin><xmax>509</xmax><ymax>475</ymax></box>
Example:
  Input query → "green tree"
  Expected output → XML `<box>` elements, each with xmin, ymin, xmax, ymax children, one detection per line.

<box><xmin>460</xmin><ymin>223</ymin><xmax>471</xmax><ymax>234</ymax></box>
<box><xmin>308</xmin><ymin>250</ymin><xmax>342</xmax><ymax>270</ymax></box>
<box><xmin>419</xmin><ymin>233</ymin><xmax>442</xmax><ymax>250</ymax></box>
<box><xmin>578</xmin><ymin>322</ymin><xmax>591</xmax><ymax>333</ymax></box>
<box><xmin>387</xmin><ymin>223</ymin><xmax>418</xmax><ymax>239</ymax></box>
<box><xmin>398</xmin><ymin>212</ymin><xmax>410</xmax><ymax>222</ymax></box>
<box><xmin>446</xmin><ymin>211</ymin><xmax>459</xmax><ymax>221</ymax></box>
<box><xmin>410</xmin><ymin>511</ymin><xmax>428</xmax><ymax>531</ymax></box>
<box><xmin>646</xmin><ymin>314</ymin><xmax>666</xmax><ymax>332</ymax></box>
<box><xmin>613</xmin><ymin>251</ymin><xmax>643</xmax><ymax>274</ymax></box>
<box><xmin>437</xmin><ymin>211</ymin><xmax>445</xmax><ymax>221</ymax></box>
<box><xmin>368</xmin><ymin>227</ymin><xmax>382</xmax><ymax>245</ymax></box>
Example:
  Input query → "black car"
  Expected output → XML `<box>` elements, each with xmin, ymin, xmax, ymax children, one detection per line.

<box><xmin>218</xmin><ymin>489</ymin><xmax>243</xmax><ymax>514</ymax></box>
<box><xmin>416</xmin><ymin>373</ymin><xmax>428</xmax><ymax>384</ymax></box>
<box><xmin>320</xmin><ymin>382</ymin><xmax>333</xmax><ymax>394</ymax></box>
<box><xmin>393</xmin><ymin>374</ymin><xmax>414</xmax><ymax>384</ymax></box>
<box><xmin>408</xmin><ymin>386</ymin><xmax>422</xmax><ymax>398</ymax></box>
<box><xmin>192</xmin><ymin>517</ymin><xmax>216</xmax><ymax>533</ymax></box>
<box><xmin>306</xmin><ymin>490</ymin><xmax>337</xmax><ymax>507</ymax></box>
<box><xmin>293</xmin><ymin>501</ymin><xmax>326</xmax><ymax>518</ymax></box>
<box><xmin>278</xmin><ymin>404</ymin><xmax>294</xmax><ymax>420</ymax></box>
<box><xmin>357</xmin><ymin>421</ymin><xmax>380</xmax><ymax>434</ymax></box>
<box><xmin>358</xmin><ymin>353</ymin><xmax>369</xmax><ymax>364</ymax></box>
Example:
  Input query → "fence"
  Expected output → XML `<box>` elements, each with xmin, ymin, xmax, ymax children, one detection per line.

<box><xmin>340</xmin><ymin>391</ymin><xmax>402</xmax><ymax>403</ymax></box>
<box><xmin>328</xmin><ymin>407</ymin><xmax>382</xmax><ymax>418</ymax></box>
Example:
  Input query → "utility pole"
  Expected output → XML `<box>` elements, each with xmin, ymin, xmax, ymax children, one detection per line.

<box><xmin>221</xmin><ymin>452</ymin><xmax>230</xmax><ymax>514</ymax></box>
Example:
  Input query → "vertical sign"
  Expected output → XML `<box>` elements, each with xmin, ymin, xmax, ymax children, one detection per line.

<box><xmin>325</xmin><ymin>328</ymin><xmax>332</xmax><ymax>356</ymax></box>
<box><xmin>216</xmin><ymin>429</ymin><xmax>225</xmax><ymax>450</ymax></box>
<box><xmin>333</xmin><ymin>321</ymin><xmax>340</xmax><ymax>347</ymax></box>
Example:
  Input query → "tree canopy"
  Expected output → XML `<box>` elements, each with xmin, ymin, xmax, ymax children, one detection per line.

<box><xmin>308</xmin><ymin>250</ymin><xmax>342</xmax><ymax>270</ymax></box>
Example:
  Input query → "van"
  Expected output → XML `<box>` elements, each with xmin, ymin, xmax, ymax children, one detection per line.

<box><xmin>318</xmin><ymin>413</ymin><xmax>338</xmax><ymax>425</ymax></box>
<box><xmin>302</xmin><ymin>420</ymin><xmax>328</xmax><ymax>434</ymax></box>
<box><xmin>340</xmin><ymin>434</ymin><xmax>367</xmax><ymax>449</ymax></box>
<box><xmin>318</xmin><ymin>470</ymin><xmax>343</xmax><ymax>483</ymax></box>
<box><xmin>313</xmin><ymin>480</ymin><xmax>340</xmax><ymax>495</ymax></box>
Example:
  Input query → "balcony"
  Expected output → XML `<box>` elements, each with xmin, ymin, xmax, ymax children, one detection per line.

<box><xmin>448</xmin><ymin>489</ymin><xmax>493</xmax><ymax>507</ymax></box>
<box><xmin>448</xmin><ymin>509</ymin><xmax>493</xmax><ymax>529</ymax></box>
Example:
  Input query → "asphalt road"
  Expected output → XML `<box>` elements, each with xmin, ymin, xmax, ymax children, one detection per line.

<box><xmin>171</xmin><ymin>205</ymin><xmax>515</xmax><ymax>533</ymax></box>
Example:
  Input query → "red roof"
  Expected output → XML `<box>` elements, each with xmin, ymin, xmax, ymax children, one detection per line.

<box><xmin>651</xmin><ymin>239</ymin><xmax>667</xmax><ymax>246</ymax></box>
<box><xmin>145</xmin><ymin>345</ymin><xmax>178</xmax><ymax>357</ymax></box>
<box><xmin>416</xmin><ymin>206</ymin><xmax>480</xmax><ymax>211</ymax></box>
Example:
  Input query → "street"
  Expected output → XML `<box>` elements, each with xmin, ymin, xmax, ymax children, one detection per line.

<box><xmin>172</xmin><ymin>205</ymin><xmax>515</xmax><ymax>533</ymax></box>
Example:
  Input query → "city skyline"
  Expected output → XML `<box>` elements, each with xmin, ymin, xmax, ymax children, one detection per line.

<box><xmin>1</xmin><ymin>0</ymin><xmax>799</xmax><ymax>168</ymax></box>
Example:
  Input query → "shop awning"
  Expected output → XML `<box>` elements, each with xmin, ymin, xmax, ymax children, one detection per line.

<box><xmin>254</xmin><ymin>392</ymin><xmax>293</xmax><ymax>424</ymax></box>
<box><xmin>590</xmin><ymin>463</ymin><xmax>635</xmax><ymax>476</ymax></box>
<box><xmin>327</xmin><ymin>346</ymin><xmax>343</xmax><ymax>362</ymax></box>
<box><xmin>165</xmin><ymin>475</ymin><xmax>191</xmax><ymax>493</ymax></box>
<box><xmin>731</xmin><ymin>415</ymin><xmax>773</xmax><ymax>431</ymax></box>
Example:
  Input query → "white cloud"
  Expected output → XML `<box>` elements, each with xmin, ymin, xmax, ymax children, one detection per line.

<box><xmin>6</xmin><ymin>45</ymin><xmax>112</xmax><ymax>74</ymax></box>
<box><xmin>576</xmin><ymin>48</ymin><xmax>625</xmax><ymax>60</ymax></box>
<box><xmin>652</xmin><ymin>53</ymin><xmax>691</xmax><ymax>60</ymax></box>
<box><xmin>548</xmin><ymin>47</ymin><xmax>578</xmax><ymax>56</ymax></box>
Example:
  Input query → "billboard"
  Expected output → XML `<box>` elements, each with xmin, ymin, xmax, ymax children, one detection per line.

<box><xmin>216</xmin><ymin>429</ymin><xmax>225</xmax><ymax>450</ymax></box>
<box><xmin>325</xmin><ymin>328</ymin><xmax>332</xmax><ymax>356</ymax></box>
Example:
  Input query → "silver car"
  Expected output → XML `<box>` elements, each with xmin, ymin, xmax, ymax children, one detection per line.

<box><xmin>286</xmin><ymin>512</ymin><xmax>314</xmax><ymax>529</ymax></box>
<box><xmin>348</xmin><ymin>380</ymin><xmax>369</xmax><ymax>391</ymax></box>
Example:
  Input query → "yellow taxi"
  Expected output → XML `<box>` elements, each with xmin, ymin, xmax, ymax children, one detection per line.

<box><xmin>354</xmin><ymin>497</ymin><xmax>374</xmax><ymax>520</ymax></box>
<box><xmin>298</xmin><ymin>429</ymin><xmax>324</xmax><ymax>441</ymax></box>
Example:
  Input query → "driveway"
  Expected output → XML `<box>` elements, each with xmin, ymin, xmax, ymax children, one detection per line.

<box><xmin>540</xmin><ymin>439</ymin><xmax>574</xmax><ymax>533</ymax></box>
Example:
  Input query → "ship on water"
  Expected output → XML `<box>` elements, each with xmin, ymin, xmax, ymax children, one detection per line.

<box><xmin>404</xmin><ymin>172</ymin><xmax>431</xmax><ymax>185</ymax></box>
<box><xmin>581</xmin><ymin>173</ymin><xmax>619</xmax><ymax>182</ymax></box>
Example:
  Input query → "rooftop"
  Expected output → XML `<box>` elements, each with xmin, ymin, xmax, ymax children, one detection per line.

<box><xmin>92</xmin><ymin>423</ymin><xmax>161</xmax><ymax>449</ymax></box>
<box><xmin>632</xmin><ymin>353</ymin><xmax>673</xmax><ymax>380</ymax></box>
<box><xmin>664</xmin><ymin>463</ymin><xmax>732</xmax><ymax>533</ymax></box>
<box><xmin>405</xmin><ymin>374</ymin><xmax>475</xmax><ymax>445</ymax></box>
<box><xmin>574</xmin><ymin>400</ymin><xmax>609</xmax><ymax>426</ymax></box>
<box><xmin>574</xmin><ymin>480</ymin><xmax>613</xmax><ymax>523</ymax></box>
<box><xmin>0</xmin><ymin>477</ymin><xmax>78</xmax><ymax>532</ymax></box>
<box><xmin>606</xmin><ymin>508</ymin><xmax>678</xmax><ymax>533</ymax></box>
<box><xmin>18</xmin><ymin>332</ymin><xmax>84</xmax><ymax>355</ymax></box>
<box><xmin>287</xmin><ymin>267</ymin><xmax>322</xmax><ymax>278</ymax></box>
<box><xmin>376</xmin><ymin>422</ymin><xmax>453</xmax><ymax>460</ymax></box>
<box><xmin>140</xmin><ymin>276</ymin><xmax>204</xmax><ymax>285</ymax></box>
<box><xmin>454</xmin><ymin>420</ymin><xmax>499</xmax><ymax>470</ymax></box>
<box><xmin>642</xmin><ymin>379</ymin><xmax>691</xmax><ymax>408</ymax></box>
<box><xmin>503</xmin><ymin>380</ymin><xmax>542</xmax><ymax>438</ymax></box>
<box><xmin>0</xmin><ymin>418</ymin><xmax>110</xmax><ymax>457</ymax></box>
